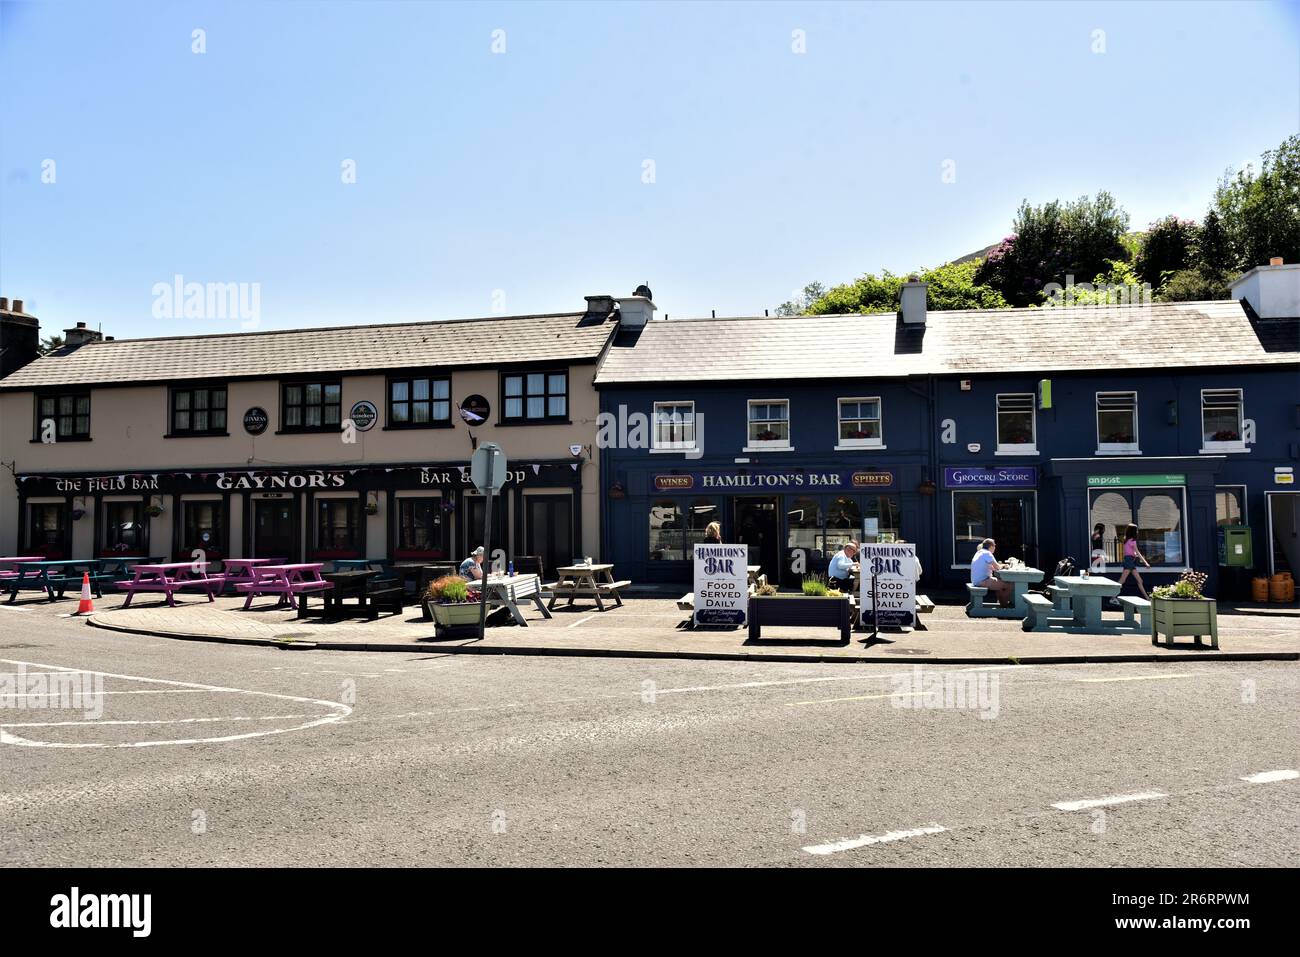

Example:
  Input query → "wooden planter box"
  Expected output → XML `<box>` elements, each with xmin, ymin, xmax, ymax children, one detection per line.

<box><xmin>748</xmin><ymin>595</ymin><xmax>851</xmax><ymax>642</ymax></box>
<box><xmin>1151</xmin><ymin>596</ymin><xmax>1218</xmax><ymax>649</ymax></box>
<box><xmin>427</xmin><ymin>600</ymin><xmax>481</xmax><ymax>631</ymax></box>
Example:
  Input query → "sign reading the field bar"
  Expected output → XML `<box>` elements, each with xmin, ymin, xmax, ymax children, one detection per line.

<box><xmin>693</xmin><ymin>544</ymin><xmax>748</xmax><ymax>627</ymax></box>
<box><xmin>860</xmin><ymin>542</ymin><xmax>917</xmax><ymax>629</ymax></box>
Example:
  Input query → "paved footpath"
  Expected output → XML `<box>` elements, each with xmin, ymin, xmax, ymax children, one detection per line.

<box><xmin>24</xmin><ymin>590</ymin><xmax>1298</xmax><ymax>663</ymax></box>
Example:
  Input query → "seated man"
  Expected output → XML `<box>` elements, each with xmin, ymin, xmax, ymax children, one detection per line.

<box><xmin>970</xmin><ymin>538</ymin><xmax>1012</xmax><ymax>606</ymax></box>
<box><xmin>459</xmin><ymin>546</ymin><xmax>485</xmax><ymax>582</ymax></box>
<box><xmin>827</xmin><ymin>541</ymin><xmax>860</xmax><ymax>589</ymax></box>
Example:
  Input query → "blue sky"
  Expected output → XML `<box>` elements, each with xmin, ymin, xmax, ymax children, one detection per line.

<box><xmin>1</xmin><ymin>0</ymin><xmax>1297</xmax><ymax>338</ymax></box>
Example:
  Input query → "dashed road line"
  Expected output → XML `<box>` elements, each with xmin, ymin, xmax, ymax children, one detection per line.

<box><xmin>566</xmin><ymin>615</ymin><xmax>597</xmax><ymax>629</ymax></box>
<box><xmin>1240</xmin><ymin>769</ymin><xmax>1299</xmax><ymax>784</ymax></box>
<box><xmin>1073</xmin><ymin>674</ymin><xmax>1199</xmax><ymax>683</ymax></box>
<box><xmin>1051</xmin><ymin>791</ymin><xmax>1168</xmax><ymax>812</ymax></box>
<box><xmin>803</xmin><ymin>824</ymin><xmax>947</xmax><ymax>855</ymax></box>
<box><xmin>788</xmin><ymin>691</ymin><xmax>926</xmax><ymax>707</ymax></box>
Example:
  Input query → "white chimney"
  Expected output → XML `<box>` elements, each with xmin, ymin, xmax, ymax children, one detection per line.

<box><xmin>616</xmin><ymin>294</ymin><xmax>656</xmax><ymax>329</ymax></box>
<box><xmin>1231</xmin><ymin>259</ymin><xmax>1300</xmax><ymax>319</ymax></box>
<box><xmin>900</xmin><ymin>278</ymin><xmax>927</xmax><ymax>325</ymax></box>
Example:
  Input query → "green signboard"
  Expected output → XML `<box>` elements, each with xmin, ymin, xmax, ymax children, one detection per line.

<box><xmin>1087</xmin><ymin>473</ymin><xmax>1185</xmax><ymax>487</ymax></box>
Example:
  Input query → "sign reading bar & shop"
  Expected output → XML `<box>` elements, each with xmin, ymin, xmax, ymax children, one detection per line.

<box><xmin>654</xmin><ymin>469</ymin><xmax>894</xmax><ymax>492</ymax></box>
<box><xmin>693</xmin><ymin>544</ymin><xmax>748</xmax><ymax>627</ymax></box>
<box><xmin>860</xmin><ymin>542</ymin><xmax>917</xmax><ymax>629</ymax></box>
<box><xmin>943</xmin><ymin>467</ymin><xmax>1037</xmax><ymax>489</ymax></box>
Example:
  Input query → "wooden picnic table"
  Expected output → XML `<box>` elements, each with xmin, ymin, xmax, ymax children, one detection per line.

<box><xmin>236</xmin><ymin>563</ymin><xmax>332</xmax><ymax>617</ymax></box>
<box><xmin>308</xmin><ymin>569</ymin><xmax>403</xmax><ymax>618</ymax></box>
<box><xmin>220</xmin><ymin>558</ymin><xmax>279</xmax><ymax>594</ymax></box>
<box><xmin>995</xmin><ymin>566</ymin><xmax>1045</xmax><ymax>616</ymax></box>
<box><xmin>1054</xmin><ymin>575</ymin><xmax>1122</xmax><ymax>630</ymax></box>
<box><xmin>469</xmin><ymin>573</ymin><xmax>552</xmax><ymax>626</ymax></box>
<box><xmin>116</xmin><ymin>561</ymin><xmax>228</xmax><ymax>608</ymax></box>
<box><xmin>6</xmin><ymin>559</ymin><xmax>108</xmax><ymax>603</ymax></box>
<box><xmin>546</xmin><ymin>563</ymin><xmax>629</xmax><ymax>612</ymax></box>
<box><xmin>0</xmin><ymin>556</ymin><xmax>44</xmax><ymax>581</ymax></box>
<box><xmin>98</xmin><ymin>555</ymin><xmax>167</xmax><ymax>581</ymax></box>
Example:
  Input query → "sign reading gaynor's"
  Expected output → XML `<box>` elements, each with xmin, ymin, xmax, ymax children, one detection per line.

<box><xmin>860</xmin><ymin>543</ymin><xmax>917</xmax><ymax>628</ymax></box>
<box><xmin>693</xmin><ymin>543</ymin><xmax>748</xmax><ymax>627</ymax></box>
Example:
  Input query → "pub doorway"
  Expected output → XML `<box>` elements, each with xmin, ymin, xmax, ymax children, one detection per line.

<box><xmin>734</xmin><ymin>496</ymin><xmax>780</xmax><ymax>584</ymax></box>
<box><xmin>253</xmin><ymin>497</ymin><xmax>297</xmax><ymax>561</ymax></box>
<box><xmin>525</xmin><ymin>494</ymin><xmax>573</xmax><ymax>579</ymax></box>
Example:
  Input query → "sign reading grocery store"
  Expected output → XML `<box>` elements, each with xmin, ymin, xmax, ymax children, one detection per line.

<box><xmin>243</xmin><ymin>407</ymin><xmax>269</xmax><ymax>435</ymax></box>
<box><xmin>1086</xmin><ymin>473</ymin><xmax>1185</xmax><ymax>487</ymax></box>
<box><xmin>693</xmin><ymin>543</ymin><xmax>748</xmax><ymax>627</ymax></box>
<box><xmin>860</xmin><ymin>542</ymin><xmax>917</xmax><ymax>628</ymax></box>
<box><xmin>943</xmin><ymin>467</ymin><xmax>1037</xmax><ymax>489</ymax></box>
<box><xmin>654</xmin><ymin>469</ymin><xmax>893</xmax><ymax>492</ymax></box>
<box><xmin>348</xmin><ymin>401</ymin><xmax>378</xmax><ymax>432</ymax></box>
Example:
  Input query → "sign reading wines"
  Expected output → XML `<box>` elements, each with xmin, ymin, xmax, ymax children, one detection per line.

<box><xmin>860</xmin><ymin>542</ymin><xmax>917</xmax><ymax>629</ymax></box>
<box><xmin>693</xmin><ymin>543</ymin><xmax>748</xmax><ymax>627</ymax></box>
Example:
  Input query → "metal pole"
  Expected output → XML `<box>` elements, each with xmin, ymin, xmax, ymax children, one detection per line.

<box><xmin>478</xmin><ymin>450</ymin><xmax>495</xmax><ymax>641</ymax></box>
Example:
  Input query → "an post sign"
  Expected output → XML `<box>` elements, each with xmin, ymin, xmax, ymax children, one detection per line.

<box><xmin>693</xmin><ymin>544</ymin><xmax>748</xmax><ymax>627</ymax></box>
<box><xmin>243</xmin><ymin>407</ymin><xmax>269</xmax><ymax>435</ymax></box>
<box><xmin>943</xmin><ymin>467</ymin><xmax>1037</xmax><ymax>489</ymax></box>
<box><xmin>860</xmin><ymin>542</ymin><xmax>917</xmax><ymax>629</ymax></box>
<box><xmin>655</xmin><ymin>469</ymin><xmax>894</xmax><ymax>492</ymax></box>
<box><xmin>1086</xmin><ymin>474</ymin><xmax>1185</xmax><ymax>487</ymax></box>
<box><xmin>348</xmin><ymin>401</ymin><xmax>378</xmax><ymax>431</ymax></box>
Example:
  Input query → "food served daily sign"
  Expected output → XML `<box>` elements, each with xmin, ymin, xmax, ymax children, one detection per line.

<box><xmin>860</xmin><ymin>542</ymin><xmax>917</xmax><ymax>628</ymax></box>
<box><xmin>693</xmin><ymin>544</ymin><xmax>748</xmax><ymax>627</ymax></box>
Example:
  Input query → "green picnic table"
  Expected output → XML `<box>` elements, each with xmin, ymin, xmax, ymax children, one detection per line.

<box><xmin>5</xmin><ymin>559</ymin><xmax>110</xmax><ymax>603</ymax></box>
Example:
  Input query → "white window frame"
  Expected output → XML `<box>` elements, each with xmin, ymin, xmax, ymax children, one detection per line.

<box><xmin>994</xmin><ymin>393</ymin><xmax>1037</xmax><ymax>455</ymax></box>
<box><xmin>835</xmin><ymin>396</ymin><xmax>885</xmax><ymax>451</ymax></box>
<box><xmin>651</xmin><ymin>401</ymin><xmax>698</xmax><ymax>453</ymax></box>
<box><xmin>1095</xmin><ymin>391</ymin><xmax>1140</xmax><ymax>455</ymax></box>
<box><xmin>1200</xmin><ymin>388</ymin><xmax>1247</xmax><ymax>453</ymax></box>
<box><xmin>1214</xmin><ymin>484</ymin><xmax>1248</xmax><ymax>527</ymax></box>
<box><xmin>743</xmin><ymin>398</ymin><xmax>792</xmax><ymax>452</ymax></box>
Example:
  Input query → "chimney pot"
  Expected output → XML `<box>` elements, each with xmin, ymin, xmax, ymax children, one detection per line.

<box><xmin>0</xmin><ymin>297</ymin><xmax>8</xmax><ymax>311</ymax></box>
<box><xmin>76</xmin><ymin>321</ymin><xmax>86</xmax><ymax>329</ymax></box>
<box><xmin>12</xmin><ymin>299</ymin><xmax>23</xmax><ymax>313</ymax></box>
<box><xmin>1270</xmin><ymin>256</ymin><xmax>1284</xmax><ymax>266</ymax></box>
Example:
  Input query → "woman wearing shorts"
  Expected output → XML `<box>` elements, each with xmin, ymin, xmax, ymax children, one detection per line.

<box><xmin>1117</xmin><ymin>523</ymin><xmax>1151</xmax><ymax>599</ymax></box>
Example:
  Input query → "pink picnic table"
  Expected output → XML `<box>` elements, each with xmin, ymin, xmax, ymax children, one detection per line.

<box><xmin>0</xmin><ymin>556</ymin><xmax>44</xmax><ymax>581</ymax></box>
<box><xmin>115</xmin><ymin>561</ymin><xmax>228</xmax><ymax>608</ymax></box>
<box><xmin>220</xmin><ymin>558</ymin><xmax>281</xmax><ymax>594</ymax></box>
<box><xmin>236</xmin><ymin>563</ymin><xmax>333</xmax><ymax>617</ymax></box>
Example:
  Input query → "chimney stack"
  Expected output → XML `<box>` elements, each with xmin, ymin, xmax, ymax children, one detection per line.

<box><xmin>12</xmin><ymin>299</ymin><xmax>24</xmax><ymax>314</ymax></box>
<box><xmin>900</xmin><ymin>276</ymin><xmax>927</xmax><ymax>325</ymax></box>
<box><xmin>0</xmin><ymin>295</ymin><xmax>40</xmax><ymax>377</ymax></box>
<box><xmin>63</xmin><ymin>320</ymin><xmax>104</xmax><ymax>348</ymax></box>
<box><xmin>1231</xmin><ymin>258</ymin><xmax>1299</xmax><ymax>320</ymax></box>
<box><xmin>616</xmin><ymin>283</ymin><xmax>656</xmax><ymax>330</ymax></box>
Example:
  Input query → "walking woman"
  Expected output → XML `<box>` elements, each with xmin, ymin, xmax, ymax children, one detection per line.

<box><xmin>1117</xmin><ymin>523</ymin><xmax>1151</xmax><ymax>598</ymax></box>
<box><xmin>1090</xmin><ymin>522</ymin><xmax>1107</xmax><ymax>572</ymax></box>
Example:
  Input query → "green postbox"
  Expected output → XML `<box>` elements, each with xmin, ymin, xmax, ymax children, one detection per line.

<box><xmin>1217</xmin><ymin>525</ymin><xmax>1253</xmax><ymax>567</ymax></box>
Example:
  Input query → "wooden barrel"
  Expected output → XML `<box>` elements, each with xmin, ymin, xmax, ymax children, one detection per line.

<box><xmin>1252</xmin><ymin>577</ymin><xmax>1270</xmax><ymax>602</ymax></box>
<box><xmin>1270</xmin><ymin>577</ymin><xmax>1295</xmax><ymax>603</ymax></box>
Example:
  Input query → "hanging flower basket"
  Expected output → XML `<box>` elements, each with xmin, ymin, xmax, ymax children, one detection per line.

<box><xmin>145</xmin><ymin>504</ymin><xmax>164</xmax><ymax>518</ymax></box>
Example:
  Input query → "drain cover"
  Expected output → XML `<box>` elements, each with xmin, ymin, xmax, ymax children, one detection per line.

<box><xmin>884</xmin><ymin>648</ymin><xmax>931</xmax><ymax>655</ymax></box>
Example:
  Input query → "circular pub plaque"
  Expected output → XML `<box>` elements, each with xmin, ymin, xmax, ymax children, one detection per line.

<box><xmin>459</xmin><ymin>394</ymin><xmax>490</xmax><ymax>426</ymax></box>
<box><xmin>349</xmin><ymin>400</ymin><xmax>378</xmax><ymax>432</ymax></box>
<box><xmin>243</xmin><ymin>407</ymin><xmax>269</xmax><ymax>435</ymax></box>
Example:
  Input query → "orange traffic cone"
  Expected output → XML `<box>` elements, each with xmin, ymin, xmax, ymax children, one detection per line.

<box><xmin>75</xmin><ymin>571</ymin><xmax>95</xmax><ymax>615</ymax></box>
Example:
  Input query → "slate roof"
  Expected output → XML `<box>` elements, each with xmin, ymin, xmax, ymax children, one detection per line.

<box><xmin>0</xmin><ymin>312</ymin><xmax>615</xmax><ymax>390</ymax></box>
<box><xmin>595</xmin><ymin>300</ymin><xmax>1300</xmax><ymax>384</ymax></box>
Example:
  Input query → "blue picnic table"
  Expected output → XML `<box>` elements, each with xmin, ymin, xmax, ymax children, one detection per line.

<box><xmin>5</xmin><ymin>559</ymin><xmax>109</xmax><ymax>603</ymax></box>
<box><xmin>98</xmin><ymin>555</ymin><xmax>167</xmax><ymax>581</ymax></box>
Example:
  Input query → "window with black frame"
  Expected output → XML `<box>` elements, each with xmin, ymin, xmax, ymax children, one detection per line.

<box><xmin>396</xmin><ymin>497</ymin><xmax>445</xmax><ymax>557</ymax></box>
<box><xmin>36</xmin><ymin>392</ymin><xmax>90</xmax><ymax>440</ymax></box>
<box><xmin>316</xmin><ymin>499</ymin><xmax>360</xmax><ymax>555</ymax></box>
<box><xmin>182</xmin><ymin>501</ymin><xmax>225</xmax><ymax>559</ymax></box>
<box><xmin>28</xmin><ymin>503</ymin><xmax>67</xmax><ymax>557</ymax></box>
<box><xmin>104</xmin><ymin>501</ymin><xmax>144</xmax><ymax>554</ymax></box>
<box><xmin>502</xmin><ymin>372</ymin><xmax>567</xmax><ymax>422</ymax></box>
<box><xmin>1088</xmin><ymin>487</ymin><xmax>1186</xmax><ymax>567</ymax></box>
<box><xmin>389</xmin><ymin>377</ymin><xmax>451</xmax><ymax>427</ymax></box>
<box><xmin>283</xmin><ymin>381</ymin><xmax>342</xmax><ymax>431</ymax></box>
<box><xmin>171</xmin><ymin>386</ymin><xmax>227</xmax><ymax>435</ymax></box>
<box><xmin>648</xmin><ymin>499</ymin><xmax>684</xmax><ymax>561</ymax></box>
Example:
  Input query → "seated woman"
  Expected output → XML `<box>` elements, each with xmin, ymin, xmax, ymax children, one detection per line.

<box><xmin>458</xmin><ymin>546</ymin><xmax>485</xmax><ymax>582</ymax></box>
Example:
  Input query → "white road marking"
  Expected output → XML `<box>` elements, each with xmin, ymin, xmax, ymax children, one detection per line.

<box><xmin>803</xmin><ymin>824</ymin><xmax>947</xmax><ymax>855</ymax></box>
<box><xmin>566</xmin><ymin>615</ymin><xmax>596</xmax><ymax>629</ymax></box>
<box><xmin>1051</xmin><ymin>791</ymin><xmax>1167</xmax><ymax>811</ymax></box>
<box><xmin>1073</xmin><ymin>674</ymin><xmax>1198</xmax><ymax>683</ymax></box>
<box><xmin>1</xmin><ymin>714</ymin><xmax>322</xmax><ymax>728</ymax></box>
<box><xmin>0</xmin><ymin>656</ymin><xmax>350</xmax><ymax>748</ymax></box>
<box><xmin>789</xmin><ymin>691</ymin><xmax>927</xmax><ymax>707</ymax></box>
<box><xmin>655</xmin><ymin>665</ymin><xmax>1031</xmax><ymax>698</ymax></box>
<box><xmin>1239</xmin><ymin>769</ymin><xmax>1299</xmax><ymax>784</ymax></box>
<box><xmin>0</xmin><ymin>605</ymin><xmax>31</xmax><ymax>612</ymax></box>
<box><xmin>2</xmin><ymin>689</ymin><xmax>209</xmax><ymax>697</ymax></box>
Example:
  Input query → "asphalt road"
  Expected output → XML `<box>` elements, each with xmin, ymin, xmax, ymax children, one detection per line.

<box><xmin>0</xmin><ymin>607</ymin><xmax>1296</xmax><ymax>867</ymax></box>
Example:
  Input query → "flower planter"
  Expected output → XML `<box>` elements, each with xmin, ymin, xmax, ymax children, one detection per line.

<box><xmin>1151</xmin><ymin>596</ymin><xmax>1218</xmax><ymax>649</ymax></box>
<box><xmin>425</xmin><ymin>599</ymin><xmax>482</xmax><ymax>633</ymax></box>
<box><xmin>748</xmin><ymin>594</ymin><xmax>851</xmax><ymax>642</ymax></box>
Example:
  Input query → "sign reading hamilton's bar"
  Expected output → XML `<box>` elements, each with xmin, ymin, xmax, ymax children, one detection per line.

<box><xmin>654</xmin><ymin>469</ymin><xmax>894</xmax><ymax>492</ymax></box>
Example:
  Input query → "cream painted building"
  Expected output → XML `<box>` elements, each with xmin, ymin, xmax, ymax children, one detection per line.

<box><xmin>0</xmin><ymin>297</ymin><xmax>642</xmax><ymax>576</ymax></box>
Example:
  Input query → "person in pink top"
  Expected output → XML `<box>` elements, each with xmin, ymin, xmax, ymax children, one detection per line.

<box><xmin>1117</xmin><ymin>523</ymin><xmax>1151</xmax><ymax>598</ymax></box>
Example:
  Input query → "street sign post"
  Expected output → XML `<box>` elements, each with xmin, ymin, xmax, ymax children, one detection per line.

<box><xmin>469</xmin><ymin>443</ymin><xmax>507</xmax><ymax>640</ymax></box>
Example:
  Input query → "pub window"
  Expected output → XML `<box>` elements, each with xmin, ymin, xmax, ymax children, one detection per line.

<box><xmin>838</xmin><ymin>397</ymin><xmax>883</xmax><ymax>447</ymax></box>
<box><xmin>104</xmin><ymin>501</ymin><xmax>144</xmax><ymax>554</ymax></box>
<box><xmin>685</xmin><ymin>499</ymin><xmax>719</xmax><ymax>553</ymax></box>
<box><xmin>36</xmin><ymin>392</ymin><xmax>91</xmax><ymax>440</ymax></box>
<box><xmin>1201</xmin><ymin>389</ymin><xmax>1244</xmax><ymax>450</ymax></box>
<box><xmin>1096</xmin><ymin>391</ymin><xmax>1138</xmax><ymax>453</ymax></box>
<box><xmin>283</xmin><ymin>381</ymin><xmax>342</xmax><ymax>431</ymax></box>
<box><xmin>1215</xmin><ymin>486</ymin><xmax>1246</xmax><ymax>526</ymax></box>
<box><xmin>1088</xmin><ymin>487</ymin><xmax>1187</xmax><ymax>568</ymax></box>
<box><xmin>653</xmin><ymin>401</ymin><xmax>697</xmax><ymax>450</ymax></box>
<box><xmin>171</xmin><ymin>386</ymin><xmax>228</xmax><ymax>435</ymax></box>
<box><xmin>825</xmin><ymin>496</ymin><xmax>863</xmax><ymax>552</ymax></box>
<box><xmin>746</xmin><ymin>399</ymin><xmax>790</xmax><ymax>449</ymax></box>
<box><xmin>181</xmin><ymin>500</ymin><xmax>225</xmax><ymax>560</ymax></box>
<box><xmin>503</xmin><ymin>371</ymin><xmax>567</xmax><ymax>422</ymax></box>
<box><xmin>389</xmin><ymin>377</ymin><xmax>451</xmax><ymax>427</ymax></box>
<box><xmin>396</xmin><ymin>497</ymin><xmax>446</xmax><ymax>557</ymax></box>
<box><xmin>316</xmin><ymin>499</ymin><xmax>360</xmax><ymax>555</ymax></box>
<box><xmin>862</xmin><ymin>495</ymin><xmax>902</xmax><ymax>544</ymax></box>
<box><xmin>995</xmin><ymin>393</ymin><xmax>1035</xmax><ymax>452</ymax></box>
<box><xmin>647</xmin><ymin>498</ymin><xmax>718</xmax><ymax>561</ymax></box>
<box><xmin>787</xmin><ymin>497</ymin><xmax>822</xmax><ymax>553</ymax></box>
<box><xmin>27</xmin><ymin>503</ymin><xmax>67</xmax><ymax>558</ymax></box>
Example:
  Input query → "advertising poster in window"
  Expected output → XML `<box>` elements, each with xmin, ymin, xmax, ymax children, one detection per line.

<box><xmin>860</xmin><ymin>543</ymin><xmax>917</xmax><ymax>628</ymax></box>
<box><xmin>693</xmin><ymin>543</ymin><xmax>748</xmax><ymax>627</ymax></box>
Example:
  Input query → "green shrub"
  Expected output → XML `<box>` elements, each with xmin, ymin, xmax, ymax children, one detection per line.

<box><xmin>426</xmin><ymin>574</ymin><xmax>471</xmax><ymax>603</ymax></box>
<box><xmin>801</xmin><ymin>575</ymin><xmax>829</xmax><ymax>596</ymax></box>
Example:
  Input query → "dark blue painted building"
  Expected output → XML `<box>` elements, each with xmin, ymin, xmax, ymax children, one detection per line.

<box><xmin>595</xmin><ymin>267</ymin><xmax>1300</xmax><ymax>597</ymax></box>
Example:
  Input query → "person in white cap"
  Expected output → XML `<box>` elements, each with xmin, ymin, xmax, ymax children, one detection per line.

<box><xmin>459</xmin><ymin>546</ymin><xmax>485</xmax><ymax>581</ymax></box>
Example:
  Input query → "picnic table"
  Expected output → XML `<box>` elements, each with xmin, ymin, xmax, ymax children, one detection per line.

<box><xmin>116</xmin><ymin>561</ymin><xmax>228</xmax><ymax>608</ymax></box>
<box><xmin>332</xmin><ymin>558</ymin><xmax>391</xmax><ymax>572</ymax></box>
<box><xmin>0</xmin><ymin>556</ymin><xmax>44</xmax><ymax>581</ymax></box>
<box><xmin>1054</xmin><ymin>575</ymin><xmax>1122</xmax><ymax>630</ymax></box>
<box><xmin>310</xmin><ymin>569</ymin><xmax>404</xmax><ymax>619</ymax></box>
<box><xmin>546</xmin><ymin>563</ymin><xmax>629</xmax><ymax>612</ymax></box>
<box><xmin>236</xmin><ymin>563</ymin><xmax>332</xmax><ymax>617</ymax></box>
<box><xmin>220</xmin><ymin>558</ymin><xmax>280</xmax><ymax>594</ymax></box>
<box><xmin>469</xmin><ymin>573</ymin><xmax>552</xmax><ymax>626</ymax></box>
<box><xmin>967</xmin><ymin>565</ymin><xmax>1044</xmax><ymax>619</ymax></box>
<box><xmin>98</xmin><ymin>555</ymin><xmax>167</xmax><ymax>581</ymax></box>
<box><xmin>6</xmin><ymin>559</ymin><xmax>109</xmax><ymax>603</ymax></box>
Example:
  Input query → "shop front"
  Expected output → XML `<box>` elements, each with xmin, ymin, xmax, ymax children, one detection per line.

<box><xmin>942</xmin><ymin>466</ymin><xmax>1040</xmax><ymax>580</ymax></box>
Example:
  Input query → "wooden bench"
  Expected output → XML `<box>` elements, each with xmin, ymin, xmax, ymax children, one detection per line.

<box><xmin>1021</xmin><ymin>593</ymin><xmax>1056</xmax><ymax>632</ymax></box>
<box><xmin>1116</xmin><ymin>596</ymin><xmax>1151</xmax><ymax>631</ymax></box>
<box><xmin>677</xmin><ymin>592</ymin><xmax>694</xmax><ymax>612</ymax></box>
<box><xmin>237</xmin><ymin>579</ymin><xmax>333</xmax><ymax>616</ymax></box>
<box><xmin>916</xmin><ymin>594</ymin><xmax>935</xmax><ymax>615</ymax></box>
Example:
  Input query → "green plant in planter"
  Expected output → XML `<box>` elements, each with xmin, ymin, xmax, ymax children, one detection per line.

<box><xmin>1151</xmin><ymin>569</ymin><xmax>1208</xmax><ymax>600</ymax></box>
<box><xmin>755</xmin><ymin>582</ymin><xmax>778</xmax><ymax>596</ymax></box>
<box><xmin>426</xmin><ymin>575</ymin><xmax>473</xmax><ymax>603</ymax></box>
<box><xmin>801</xmin><ymin>574</ymin><xmax>829</xmax><ymax>596</ymax></box>
<box><xmin>1150</xmin><ymin>569</ymin><xmax>1217</xmax><ymax>649</ymax></box>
